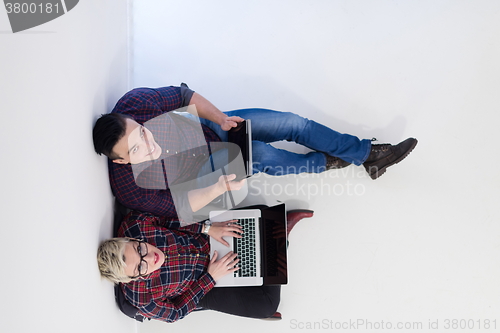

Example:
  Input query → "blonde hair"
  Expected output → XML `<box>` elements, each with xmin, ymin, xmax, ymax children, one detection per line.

<box><xmin>97</xmin><ymin>238</ymin><xmax>134</xmax><ymax>284</ymax></box>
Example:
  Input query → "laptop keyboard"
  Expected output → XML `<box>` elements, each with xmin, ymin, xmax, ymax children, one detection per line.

<box><xmin>233</xmin><ymin>218</ymin><xmax>257</xmax><ymax>277</ymax></box>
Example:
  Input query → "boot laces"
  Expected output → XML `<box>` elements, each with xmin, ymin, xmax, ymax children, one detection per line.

<box><xmin>372</xmin><ymin>144</ymin><xmax>391</xmax><ymax>152</ymax></box>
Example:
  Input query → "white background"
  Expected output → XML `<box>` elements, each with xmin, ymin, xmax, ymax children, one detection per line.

<box><xmin>0</xmin><ymin>1</ymin><xmax>134</xmax><ymax>332</ymax></box>
<box><xmin>1</xmin><ymin>1</ymin><xmax>500</xmax><ymax>333</ymax></box>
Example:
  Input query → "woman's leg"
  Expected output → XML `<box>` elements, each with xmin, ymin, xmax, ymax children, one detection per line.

<box><xmin>198</xmin><ymin>285</ymin><xmax>281</xmax><ymax>319</ymax></box>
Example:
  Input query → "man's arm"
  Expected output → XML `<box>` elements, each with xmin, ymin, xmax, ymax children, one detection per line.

<box><xmin>130</xmin><ymin>251</ymin><xmax>240</xmax><ymax>322</ymax></box>
<box><xmin>189</xmin><ymin>92</ymin><xmax>244</xmax><ymax>131</ymax></box>
<box><xmin>110</xmin><ymin>166</ymin><xmax>178</xmax><ymax>217</ymax></box>
<box><xmin>187</xmin><ymin>174</ymin><xmax>246</xmax><ymax>212</ymax></box>
<box><xmin>116</xmin><ymin>86</ymin><xmax>242</xmax><ymax>130</ymax></box>
<box><xmin>111</xmin><ymin>163</ymin><xmax>245</xmax><ymax>219</ymax></box>
<box><xmin>143</xmin><ymin>84</ymin><xmax>240</xmax><ymax>128</ymax></box>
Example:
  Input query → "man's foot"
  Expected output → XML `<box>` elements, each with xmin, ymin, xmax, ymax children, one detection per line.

<box><xmin>286</xmin><ymin>210</ymin><xmax>314</xmax><ymax>235</ymax></box>
<box><xmin>363</xmin><ymin>138</ymin><xmax>418</xmax><ymax>180</ymax></box>
<box><xmin>325</xmin><ymin>154</ymin><xmax>351</xmax><ymax>170</ymax></box>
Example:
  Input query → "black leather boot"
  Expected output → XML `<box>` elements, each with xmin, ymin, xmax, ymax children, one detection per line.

<box><xmin>363</xmin><ymin>138</ymin><xmax>418</xmax><ymax>180</ymax></box>
<box><xmin>325</xmin><ymin>154</ymin><xmax>351</xmax><ymax>170</ymax></box>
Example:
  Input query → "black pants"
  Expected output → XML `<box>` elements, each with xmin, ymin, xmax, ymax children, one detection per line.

<box><xmin>198</xmin><ymin>285</ymin><xmax>281</xmax><ymax>318</ymax></box>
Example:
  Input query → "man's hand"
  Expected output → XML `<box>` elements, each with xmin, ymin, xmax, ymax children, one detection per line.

<box><xmin>207</xmin><ymin>220</ymin><xmax>243</xmax><ymax>247</ymax></box>
<box><xmin>207</xmin><ymin>251</ymin><xmax>240</xmax><ymax>281</ymax></box>
<box><xmin>220</xmin><ymin>116</ymin><xmax>244</xmax><ymax>131</ymax></box>
<box><xmin>215</xmin><ymin>174</ymin><xmax>246</xmax><ymax>194</ymax></box>
<box><xmin>188</xmin><ymin>92</ymin><xmax>243</xmax><ymax>131</ymax></box>
<box><xmin>187</xmin><ymin>174</ymin><xmax>246</xmax><ymax>213</ymax></box>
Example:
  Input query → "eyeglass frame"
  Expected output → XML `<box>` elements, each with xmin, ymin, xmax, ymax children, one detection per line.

<box><xmin>129</xmin><ymin>240</ymin><xmax>149</xmax><ymax>279</ymax></box>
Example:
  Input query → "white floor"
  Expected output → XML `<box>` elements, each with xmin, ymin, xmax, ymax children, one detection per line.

<box><xmin>133</xmin><ymin>1</ymin><xmax>500</xmax><ymax>333</ymax></box>
<box><xmin>1</xmin><ymin>1</ymin><xmax>135</xmax><ymax>333</ymax></box>
<box><xmin>1</xmin><ymin>1</ymin><xmax>500</xmax><ymax>333</ymax></box>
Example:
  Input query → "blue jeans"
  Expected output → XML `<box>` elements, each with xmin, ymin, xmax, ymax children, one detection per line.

<box><xmin>199</xmin><ymin>109</ymin><xmax>371</xmax><ymax>176</ymax></box>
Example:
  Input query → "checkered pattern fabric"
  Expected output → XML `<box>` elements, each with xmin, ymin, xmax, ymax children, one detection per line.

<box><xmin>108</xmin><ymin>86</ymin><xmax>221</xmax><ymax>216</ymax></box>
<box><xmin>118</xmin><ymin>211</ymin><xmax>215</xmax><ymax>322</ymax></box>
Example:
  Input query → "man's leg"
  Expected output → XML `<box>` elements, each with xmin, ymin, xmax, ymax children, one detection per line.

<box><xmin>202</xmin><ymin>109</ymin><xmax>371</xmax><ymax>166</ymax></box>
<box><xmin>200</xmin><ymin>109</ymin><xmax>416</xmax><ymax>178</ymax></box>
<box><xmin>198</xmin><ymin>285</ymin><xmax>281</xmax><ymax>319</ymax></box>
<box><xmin>250</xmin><ymin>140</ymin><xmax>327</xmax><ymax>175</ymax></box>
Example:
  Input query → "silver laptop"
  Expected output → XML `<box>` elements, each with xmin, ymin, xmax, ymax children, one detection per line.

<box><xmin>209</xmin><ymin>209</ymin><xmax>263</xmax><ymax>287</ymax></box>
<box><xmin>209</xmin><ymin>204</ymin><xmax>289</xmax><ymax>287</ymax></box>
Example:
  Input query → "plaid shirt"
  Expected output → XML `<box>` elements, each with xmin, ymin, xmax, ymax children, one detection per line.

<box><xmin>109</xmin><ymin>86</ymin><xmax>221</xmax><ymax>217</ymax></box>
<box><xmin>118</xmin><ymin>211</ymin><xmax>215</xmax><ymax>322</ymax></box>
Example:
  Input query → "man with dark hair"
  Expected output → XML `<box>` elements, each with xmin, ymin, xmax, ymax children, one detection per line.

<box><xmin>93</xmin><ymin>113</ymin><xmax>134</xmax><ymax>160</ymax></box>
<box><xmin>93</xmin><ymin>84</ymin><xmax>417</xmax><ymax>217</ymax></box>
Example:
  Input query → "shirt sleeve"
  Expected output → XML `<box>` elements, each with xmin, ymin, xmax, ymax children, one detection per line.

<box><xmin>134</xmin><ymin>273</ymin><xmax>215</xmax><ymax>323</ymax></box>
<box><xmin>113</xmin><ymin>86</ymin><xmax>194</xmax><ymax>123</ymax></box>
<box><xmin>109</xmin><ymin>161</ymin><xmax>179</xmax><ymax>217</ymax></box>
<box><xmin>178</xmin><ymin>221</ymin><xmax>204</xmax><ymax>234</ymax></box>
<box><xmin>119</xmin><ymin>211</ymin><xmax>204</xmax><ymax>236</ymax></box>
<box><xmin>180</xmin><ymin>83</ymin><xmax>195</xmax><ymax>106</ymax></box>
<box><xmin>154</xmin><ymin>217</ymin><xmax>204</xmax><ymax>234</ymax></box>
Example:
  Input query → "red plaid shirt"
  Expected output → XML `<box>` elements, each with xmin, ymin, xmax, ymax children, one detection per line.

<box><xmin>118</xmin><ymin>211</ymin><xmax>215</xmax><ymax>322</ymax></box>
<box><xmin>108</xmin><ymin>86</ymin><xmax>221</xmax><ymax>217</ymax></box>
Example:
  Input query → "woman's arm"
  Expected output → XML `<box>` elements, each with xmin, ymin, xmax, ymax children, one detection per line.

<box><xmin>134</xmin><ymin>273</ymin><xmax>215</xmax><ymax>323</ymax></box>
<box><xmin>133</xmin><ymin>252</ymin><xmax>239</xmax><ymax>322</ymax></box>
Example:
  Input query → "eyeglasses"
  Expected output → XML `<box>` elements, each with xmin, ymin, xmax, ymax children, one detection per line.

<box><xmin>130</xmin><ymin>240</ymin><xmax>149</xmax><ymax>279</ymax></box>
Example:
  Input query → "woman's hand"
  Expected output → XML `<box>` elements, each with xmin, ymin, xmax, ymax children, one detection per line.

<box><xmin>207</xmin><ymin>251</ymin><xmax>240</xmax><ymax>281</ymax></box>
<box><xmin>215</xmin><ymin>174</ymin><xmax>246</xmax><ymax>194</ymax></box>
<box><xmin>207</xmin><ymin>220</ymin><xmax>243</xmax><ymax>247</ymax></box>
<box><xmin>220</xmin><ymin>116</ymin><xmax>244</xmax><ymax>131</ymax></box>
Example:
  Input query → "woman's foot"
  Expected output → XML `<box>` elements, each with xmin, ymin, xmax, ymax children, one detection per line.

<box><xmin>286</xmin><ymin>210</ymin><xmax>314</xmax><ymax>235</ymax></box>
<box><xmin>261</xmin><ymin>312</ymin><xmax>282</xmax><ymax>321</ymax></box>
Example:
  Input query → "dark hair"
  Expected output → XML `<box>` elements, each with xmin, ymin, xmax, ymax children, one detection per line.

<box><xmin>92</xmin><ymin>113</ymin><xmax>132</xmax><ymax>160</ymax></box>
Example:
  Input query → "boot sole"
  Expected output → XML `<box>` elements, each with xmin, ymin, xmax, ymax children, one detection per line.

<box><xmin>368</xmin><ymin>138</ymin><xmax>418</xmax><ymax>180</ymax></box>
<box><xmin>286</xmin><ymin>209</ymin><xmax>315</xmax><ymax>214</ymax></box>
<box><xmin>261</xmin><ymin>312</ymin><xmax>282</xmax><ymax>321</ymax></box>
